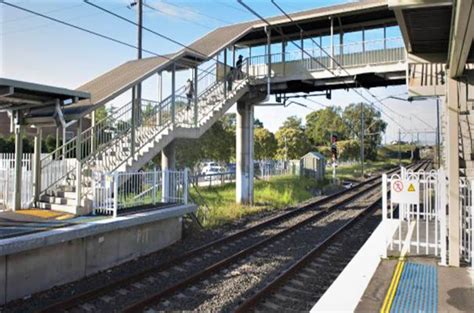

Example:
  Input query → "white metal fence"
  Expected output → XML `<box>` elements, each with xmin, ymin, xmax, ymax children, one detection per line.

<box><xmin>459</xmin><ymin>178</ymin><xmax>474</xmax><ymax>268</ymax></box>
<box><xmin>0</xmin><ymin>153</ymin><xmax>34</xmax><ymax>210</ymax></box>
<box><xmin>382</xmin><ymin>168</ymin><xmax>447</xmax><ymax>265</ymax></box>
<box><xmin>92</xmin><ymin>169</ymin><xmax>189</xmax><ymax>217</ymax></box>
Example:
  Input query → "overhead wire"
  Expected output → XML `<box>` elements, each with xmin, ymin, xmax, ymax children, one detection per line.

<box><xmin>142</xmin><ymin>2</ymin><xmax>213</xmax><ymax>30</ymax></box>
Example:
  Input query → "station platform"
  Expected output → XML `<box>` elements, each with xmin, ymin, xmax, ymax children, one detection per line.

<box><xmin>0</xmin><ymin>203</ymin><xmax>197</xmax><ymax>305</ymax></box>
<box><xmin>311</xmin><ymin>221</ymin><xmax>474</xmax><ymax>313</ymax></box>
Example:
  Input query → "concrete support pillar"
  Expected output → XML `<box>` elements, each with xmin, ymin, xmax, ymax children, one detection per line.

<box><xmin>13</xmin><ymin>119</ymin><xmax>23</xmax><ymax>211</ymax></box>
<box><xmin>236</xmin><ymin>101</ymin><xmax>254</xmax><ymax>205</ymax></box>
<box><xmin>161</xmin><ymin>141</ymin><xmax>176</xmax><ymax>202</ymax></box>
<box><xmin>446</xmin><ymin>75</ymin><xmax>460</xmax><ymax>267</ymax></box>
<box><xmin>33</xmin><ymin>128</ymin><xmax>42</xmax><ymax>204</ymax></box>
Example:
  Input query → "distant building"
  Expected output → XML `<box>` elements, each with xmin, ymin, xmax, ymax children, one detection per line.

<box><xmin>300</xmin><ymin>152</ymin><xmax>326</xmax><ymax>180</ymax></box>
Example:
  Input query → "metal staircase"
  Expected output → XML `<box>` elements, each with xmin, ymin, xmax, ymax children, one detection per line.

<box><xmin>37</xmin><ymin>62</ymin><xmax>251</xmax><ymax>213</ymax></box>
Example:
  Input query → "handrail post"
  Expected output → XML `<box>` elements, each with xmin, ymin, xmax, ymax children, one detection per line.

<box><xmin>75</xmin><ymin>118</ymin><xmax>82</xmax><ymax>207</ymax></box>
<box><xmin>194</xmin><ymin>66</ymin><xmax>198</xmax><ymax>127</ymax></box>
<box><xmin>330</xmin><ymin>17</ymin><xmax>334</xmax><ymax>69</ymax></box>
<box><xmin>131</xmin><ymin>88</ymin><xmax>136</xmax><ymax>158</ymax></box>
<box><xmin>91</xmin><ymin>110</ymin><xmax>96</xmax><ymax>155</ymax></box>
<box><xmin>223</xmin><ymin>48</ymin><xmax>227</xmax><ymax>99</ymax></box>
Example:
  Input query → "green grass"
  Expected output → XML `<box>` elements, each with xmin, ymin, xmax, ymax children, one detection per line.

<box><xmin>191</xmin><ymin>175</ymin><xmax>327</xmax><ymax>228</ymax></box>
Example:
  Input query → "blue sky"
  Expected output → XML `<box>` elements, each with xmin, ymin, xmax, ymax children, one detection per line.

<box><xmin>1</xmin><ymin>0</ymin><xmax>437</xmax><ymax>143</ymax></box>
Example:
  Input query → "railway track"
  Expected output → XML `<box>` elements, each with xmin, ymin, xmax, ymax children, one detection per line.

<box><xmin>27</xmin><ymin>161</ymin><xmax>427</xmax><ymax>313</ymax></box>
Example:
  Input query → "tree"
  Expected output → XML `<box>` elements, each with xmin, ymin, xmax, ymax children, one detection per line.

<box><xmin>275</xmin><ymin>116</ymin><xmax>311</xmax><ymax>160</ymax></box>
<box><xmin>254</xmin><ymin>128</ymin><xmax>277</xmax><ymax>160</ymax></box>
<box><xmin>342</xmin><ymin>103</ymin><xmax>387</xmax><ymax>160</ymax></box>
<box><xmin>305</xmin><ymin>106</ymin><xmax>348</xmax><ymax>146</ymax></box>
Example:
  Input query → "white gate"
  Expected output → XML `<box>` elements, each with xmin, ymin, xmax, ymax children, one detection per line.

<box><xmin>459</xmin><ymin>178</ymin><xmax>474</xmax><ymax>268</ymax></box>
<box><xmin>382</xmin><ymin>168</ymin><xmax>447</xmax><ymax>265</ymax></box>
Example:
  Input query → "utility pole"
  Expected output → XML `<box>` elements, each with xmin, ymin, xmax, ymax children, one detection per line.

<box><xmin>360</xmin><ymin>102</ymin><xmax>365</xmax><ymax>177</ymax></box>
<box><xmin>130</xmin><ymin>0</ymin><xmax>143</xmax><ymax>157</ymax></box>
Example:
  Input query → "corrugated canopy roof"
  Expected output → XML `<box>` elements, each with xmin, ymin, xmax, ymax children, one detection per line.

<box><xmin>0</xmin><ymin>78</ymin><xmax>89</xmax><ymax>112</ymax></box>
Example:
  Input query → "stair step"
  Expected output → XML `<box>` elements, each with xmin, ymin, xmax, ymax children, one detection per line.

<box><xmin>38</xmin><ymin>202</ymin><xmax>78</xmax><ymax>213</ymax></box>
<box><xmin>40</xmin><ymin>195</ymin><xmax>77</xmax><ymax>205</ymax></box>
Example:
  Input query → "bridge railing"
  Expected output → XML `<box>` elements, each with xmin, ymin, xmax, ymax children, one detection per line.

<box><xmin>248</xmin><ymin>37</ymin><xmax>405</xmax><ymax>78</ymax></box>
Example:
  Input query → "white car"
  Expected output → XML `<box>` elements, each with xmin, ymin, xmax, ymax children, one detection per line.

<box><xmin>202</xmin><ymin>166</ymin><xmax>225</xmax><ymax>179</ymax></box>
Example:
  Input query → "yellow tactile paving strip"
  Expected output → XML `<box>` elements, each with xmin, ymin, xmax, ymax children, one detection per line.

<box><xmin>15</xmin><ymin>209</ymin><xmax>74</xmax><ymax>220</ymax></box>
<box><xmin>380</xmin><ymin>260</ymin><xmax>405</xmax><ymax>313</ymax></box>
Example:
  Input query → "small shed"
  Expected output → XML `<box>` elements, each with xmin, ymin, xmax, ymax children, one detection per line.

<box><xmin>300</xmin><ymin>152</ymin><xmax>326</xmax><ymax>180</ymax></box>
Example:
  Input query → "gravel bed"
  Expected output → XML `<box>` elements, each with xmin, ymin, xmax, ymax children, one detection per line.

<box><xmin>52</xmin><ymin>186</ymin><xmax>370</xmax><ymax>312</ymax></box>
<box><xmin>254</xmin><ymin>207</ymin><xmax>384</xmax><ymax>312</ymax></box>
<box><xmin>146</xmin><ymin>188</ymin><xmax>381</xmax><ymax>312</ymax></box>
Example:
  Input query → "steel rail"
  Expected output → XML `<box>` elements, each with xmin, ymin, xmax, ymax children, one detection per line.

<box><xmin>120</xmin><ymin>162</ymin><xmax>425</xmax><ymax>312</ymax></box>
<box><xmin>34</xmin><ymin>162</ymin><xmax>423</xmax><ymax>312</ymax></box>
<box><xmin>233</xmin><ymin>160</ymin><xmax>430</xmax><ymax>312</ymax></box>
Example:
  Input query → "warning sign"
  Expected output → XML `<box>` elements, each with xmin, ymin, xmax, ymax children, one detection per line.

<box><xmin>391</xmin><ymin>179</ymin><xmax>419</xmax><ymax>205</ymax></box>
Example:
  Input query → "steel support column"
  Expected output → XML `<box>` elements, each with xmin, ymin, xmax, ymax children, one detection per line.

<box><xmin>75</xmin><ymin>118</ymin><xmax>83</xmax><ymax>207</ymax></box>
<box><xmin>446</xmin><ymin>76</ymin><xmax>460</xmax><ymax>267</ymax></box>
<box><xmin>33</xmin><ymin>127</ymin><xmax>42</xmax><ymax>204</ymax></box>
<box><xmin>236</xmin><ymin>101</ymin><xmax>254</xmax><ymax>204</ymax></box>
<box><xmin>171</xmin><ymin>63</ymin><xmax>176</xmax><ymax>125</ymax></box>
<box><xmin>13</xmin><ymin>113</ymin><xmax>23</xmax><ymax>211</ymax></box>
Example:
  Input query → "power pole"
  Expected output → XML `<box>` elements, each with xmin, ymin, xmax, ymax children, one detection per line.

<box><xmin>360</xmin><ymin>103</ymin><xmax>365</xmax><ymax>177</ymax></box>
<box><xmin>130</xmin><ymin>0</ymin><xmax>143</xmax><ymax>157</ymax></box>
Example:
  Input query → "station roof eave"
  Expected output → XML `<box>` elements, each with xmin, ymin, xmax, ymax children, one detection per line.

<box><xmin>0</xmin><ymin>78</ymin><xmax>90</xmax><ymax>113</ymax></box>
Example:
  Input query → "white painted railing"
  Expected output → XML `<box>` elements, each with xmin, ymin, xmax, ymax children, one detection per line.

<box><xmin>92</xmin><ymin>168</ymin><xmax>189</xmax><ymax>217</ymax></box>
<box><xmin>459</xmin><ymin>178</ymin><xmax>474</xmax><ymax>268</ymax></box>
<box><xmin>0</xmin><ymin>153</ymin><xmax>35</xmax><ymax>210</ymax></box>
<box><xmin>248</xmin><ymin>37</ymin><xmax>405</xmax><ymax>78</ymax></box>
<box><xmin>382</xmin><ymin>168</ymin><xmax>447</xmax><ymax>265</ymax></box>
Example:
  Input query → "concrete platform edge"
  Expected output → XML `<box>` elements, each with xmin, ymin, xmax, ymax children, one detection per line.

<box><xmin>311</xmin><ymin>220</ymin><xmax>399</xmax><ymax>312</ymax></box>
<box><xmin>0</xmin><ymin>204</ymin><xmax>197</xmax><ymax>256</ymax></box>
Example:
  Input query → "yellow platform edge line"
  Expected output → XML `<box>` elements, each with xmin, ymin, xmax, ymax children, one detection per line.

<box><xmin>380</xmin><ymin>260</ymin><xmax>405</xmax><ymax>313</ymax></box>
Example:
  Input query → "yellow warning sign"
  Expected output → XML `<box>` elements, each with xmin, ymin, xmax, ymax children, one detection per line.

<box><xmin>407</xmin><ymin>183</ymin><xmax>416</xmax><ymax>192</ymax></box>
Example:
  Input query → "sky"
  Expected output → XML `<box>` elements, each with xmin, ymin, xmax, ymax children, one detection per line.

<box><xmin>0</xmin><ymin>0</ymin><xmax>438</xmax><ymax>143</ymax></box>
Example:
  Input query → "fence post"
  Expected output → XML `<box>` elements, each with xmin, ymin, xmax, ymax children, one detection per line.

<box><xmin>382</xmin><ymin>173</ymin><xmax>388</xmax><ymax>258</ymax></box>
<box><xmin>113</xmin><ymin>172</ymin><xmax>118</xmax><ymax>218</ymax></box>
<box><xmin>440</xmin><ymin>169</ymin><xmax>447</xmax><ymax>266</ymax></box>
<box><xmin>153</xmin><ymin>167</ymin><xmax>157</xmax><ymax>205</ymax></box>
<box><xmin>162</xmin><ymin>169</ymin><xmax>169</xmax><ymax>203</ymax></box>
<box><xmin>184</xmin><ymin>168</ymin><xmax>189</xmax><ymax>204</ymax></box>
